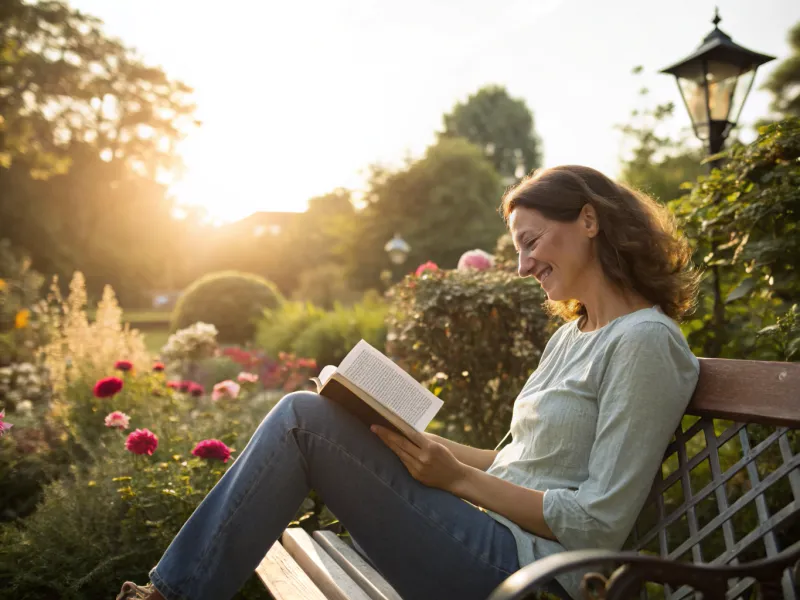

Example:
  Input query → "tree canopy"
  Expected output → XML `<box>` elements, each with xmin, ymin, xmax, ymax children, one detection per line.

<box><xmin>440</xmin><ymin>85</ymin><xmax>543</xmax><ymax>182</ymax></box>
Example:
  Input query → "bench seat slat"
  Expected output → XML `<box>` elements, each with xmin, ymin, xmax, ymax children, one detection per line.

<box><xmin>256</xmin><ymin>541</ymin><xmax>329</xmax><ymax>600</ymax></box>
<box><xmin>312</xmin><ymin>530</ymin><xmax>404</xmax><ymax>600</ymax></box>
<box><xmin>282</xmin><ymin>528</ymin><xmax>373</xmax><ymax>600</ymax></box>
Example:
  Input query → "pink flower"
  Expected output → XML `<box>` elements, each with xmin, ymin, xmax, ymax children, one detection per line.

<box><xmin>237</xmin><ymin>372</ymin><xmax>259</xmax><ymax>384</ymax></box>
<box><xmin>191</xmin><ymin>439</ymin><xmax>233</xmax><ymax>463</ymax></box>
<box><xmin>114</xmin><ymin>360</ymin><xmax>134</xmax><ymax>372</ymax></box>
<box><xmin>211</xmin><ymin>380</ymin><xmax>240</xmax><ymax>402</ymax></box>
<box><xmin>125</xmin><ymin>428</ymin><xmax>158</xmax><ymax>455</ymax></box>
<box><xmin>188</xmin><ymin>382</ymin><xmax>204</xmax><ymax>397</ymax></box>
<box><xmin>104</xmin><ymin>411</ymin><xmax>130</xmax><ymax>429</ymax></box>
<box><xmin>93</xmin><ymin>377</ymin><xmax>124</xmax><ymax>398</ymax></box>
<box><xmin>0</xmin><ymin>410</ymin><xmax>12</xmax><ymax>437</ymax></box>
<box><xmin>166</xmin><ymin>380</ymin><xmax>181</xmax><ymax>390</ymax></box>
<box><xmin>457</xmin><ymin>249</ymin><xmax>494</xmax><ymax>272</ymax></box>
<box><xmin>178</xmin><ymin>381</ymin><xmax>191</xmax><ymax>393</ymax></box>
<box><xmin>152</xmin><ymin>362</ymin><xmax>165</xmax><ymax>372</ymax></box>
<box><xmin>415</xmin><ymin>261</ymin><xmax>439</xmax><ymax>276</ymax></box>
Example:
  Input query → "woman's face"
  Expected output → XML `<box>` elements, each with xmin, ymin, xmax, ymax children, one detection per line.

<box><xmin>508</xmin><ymin>205</ymin><xmax>598</xmax><ymax>301</ymax></box>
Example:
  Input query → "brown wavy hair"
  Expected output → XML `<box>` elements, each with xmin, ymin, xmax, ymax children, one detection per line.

<box><xmin>500</xmin><ymin>165</ymin><xmax>699</xmax><ymax>322</ymax></box>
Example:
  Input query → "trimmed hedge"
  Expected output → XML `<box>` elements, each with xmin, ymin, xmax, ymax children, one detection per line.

<box><xmin>172</xmin><ymin>271</ymin><xmax>283</xmax><ymax>345</ymax></box>
<box><xmin>386</xmin><ymin>267</ymin><xmax>553</xmax><ymax>447</ymax></box>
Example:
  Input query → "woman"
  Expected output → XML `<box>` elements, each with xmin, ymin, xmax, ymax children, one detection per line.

<box><xmin>118</xmin><ymin>165</ymin><xmax>700</xmax><ymax>600</ymax></box>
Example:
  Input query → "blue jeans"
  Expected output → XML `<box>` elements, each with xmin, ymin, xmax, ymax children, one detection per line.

<box><xmin>149</xmin><ymin>392</ymin><xmax>521</xmax><ymax>600</ymax></box>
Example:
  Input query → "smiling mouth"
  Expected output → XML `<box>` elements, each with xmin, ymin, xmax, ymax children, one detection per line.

<box><xmin>535</xmin><ymin>267</ymin><xmax>552</xmax><ymax>284</ymax></box>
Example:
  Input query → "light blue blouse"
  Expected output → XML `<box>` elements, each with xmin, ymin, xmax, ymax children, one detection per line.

<box><xmin>485</xmin><ymin>307</ymin><xmax>699</xmax><ymax>599</ymax></box>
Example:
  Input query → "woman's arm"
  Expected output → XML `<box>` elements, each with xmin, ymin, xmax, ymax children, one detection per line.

<box><xmin>424</xmin><ymin>433</ymin><xmax>498</xmax><ymax>471</ymax></box>
<box><xmin>452</xmin><ymin>467</ymin><xmax>556</xmax><ymax>540</ymax></box>
<box><xmin>375</xmin><ymin>426</ymin><xmax>554</xmax><ymax>539</ymax></box>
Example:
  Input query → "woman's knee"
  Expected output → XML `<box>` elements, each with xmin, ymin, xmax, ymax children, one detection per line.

<box><xmin>275</xmin><ymin>391</ymin><xmax>341</xmax><ymax>427</ymax></box>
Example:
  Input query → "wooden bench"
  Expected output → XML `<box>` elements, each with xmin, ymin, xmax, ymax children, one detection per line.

<box><xmin>256</xmin><ymin>358</ymin><xmax>800</xmax><ymax>599</ymax></box>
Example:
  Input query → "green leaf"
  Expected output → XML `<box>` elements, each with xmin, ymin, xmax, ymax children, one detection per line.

<box><xmin>725</xmin><ymin>278</ymin><xmax>755</xmax><ymax>303</ymax></box>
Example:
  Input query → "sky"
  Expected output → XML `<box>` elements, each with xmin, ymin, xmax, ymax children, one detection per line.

<box><xmin>71</xmin><ymin>0</ymin><xmax>800</xmax><ymax>222</ymax></box>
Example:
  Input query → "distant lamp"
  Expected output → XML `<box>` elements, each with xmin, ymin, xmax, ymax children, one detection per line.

<box><xmin>384</xmin><ymin>233</ymin><xmax>410</xmax><ymax>265</ymax></box>
<box><xmin>661</xmin><ymin>8</ymin><xmax>775</xmax><ymax>156</ymax></box>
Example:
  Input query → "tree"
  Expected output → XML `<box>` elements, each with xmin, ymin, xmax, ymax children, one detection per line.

<box><xmin>440</xmin><ymin>85</ymin><xmax>542</xmax><ymax>182</ymax></box>
<box><xmin>0</xmin><ymin>0</ymin><xmax>196</xmax><ymax>178</ymax></box>
<box><xmin>762</xmin><ymin>21</ymin><xmax>800</xmax><ymax>118</ymax></box>
<box><xmin>0</xmin><ymin>0</ymin><xmax>197</xmax><ymax>304</ymax></box>
<box><xmin>344</xmin><ymin>137</ymin><xmax>504</xmax><ymax>290</ymax></box>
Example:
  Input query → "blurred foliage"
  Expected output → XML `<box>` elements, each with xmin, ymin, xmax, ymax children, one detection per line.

<box><xmin>386</xmin><ymin>267</ymin><xmax>552</xmax><ymax>448</ymax></box>
<box><xmin>762</xmin><ymin>21</ymin><xmax>800</xmax><ymax>118</ymax></box>
<box><xmin>0</xmin><ymin>240</ymin><xmax>48</xmax><ymax>366</ymax></box>
<box><xmin>439</xmin><ymin>84</ymin><xmax>543</xmax><ymax>181</ymax></box>
<box><xmin>0</xmin><ymin>0</ymin><xmax>196</xmax><ymax>305</ymax></box>
<box><xmin>291</xmin><ymin>263</ymin><xmax>363</xmax><ymax>309</ymax></box>
<box><xmin>256</xmin><ymin>293</ymin><xmax>388</xmax><ymax>368</ymax></box>
<box><xmin>0</xmin><ymin>0</ymin><xmax>195</xmax><ymax>177</ymax></box>
<box><xmin>344</xmin><ymin>137</ymin><xmax>505</xmax><ymax>290</ymax></box>
<box><xmin>171</xmin><ymin>271</ymin><xmax>283</xmax><ymax>345</ymax></box>
<box><xmin>617</xmin><ymin>67</ymin><xmax>706</xmax><ymax>204</ymax></box>
<box><xmin>670</xmin><ymin>118</ymin><xmax>800</xmax><ymax>360</ymax></box>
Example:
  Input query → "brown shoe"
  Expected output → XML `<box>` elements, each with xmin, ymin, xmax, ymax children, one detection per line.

<box><xmin>115</xmin><ymin>581</ymin><xmax>160</xmax><ymax>600</ymax></box>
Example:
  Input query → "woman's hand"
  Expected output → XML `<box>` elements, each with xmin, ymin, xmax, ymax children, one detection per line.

<box><xmin>371</xmin><ymin>425</ymin><xmax>468</xmax><ymax>493</ymax></box>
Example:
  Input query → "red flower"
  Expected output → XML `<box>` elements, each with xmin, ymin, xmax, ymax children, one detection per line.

<box><xmin>166</xmin><ymin>380</ymin><xmax>181</xmax><ymax>390</ymax></box>
<box><xmin>191</xmin><ymin>439</ymin><xmax>232</xmax><ymax>463</ymax></box>
<box><xmin>114</xmin><ymin>360</ymin><xmax>133</xmax><ymax>372</ymax></box>
<box><xmin>415</xmin><ymin>261</ymin><xmax>439</xmax><ymax>277</ymax></box>
<box><xmin>188</xmin><ymin>382</ymin><xmax>204</xmax><ymax>397</ymax></box>
<box><xmin>125</xmin><ymin>428</ymin><xmax>158</xmax><ymax>455</ymax></box>
<box><xmin>153</xmin><ymin>362</ymin><xmax>165</xmax><ymax>372</ymax></box>
<box><xmin>178</xmin><ymin>381</ymin><xmax>191</xmax><ymax>392</ymax></box>
<box><xmin>296</xmin><ymin>358</ymin><xmax>318</xmax><ymax>370</ymax></box>
<box><xmin>93</xmin><ymin>377</ymin><xmax>124</xmax><ymax>398</ymax></box>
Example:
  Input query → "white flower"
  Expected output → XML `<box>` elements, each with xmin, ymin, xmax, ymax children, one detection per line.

<box><xmin>15</xmin><ymin>400</ymin><xmax>33</xmax><ymax>415</ymax></box>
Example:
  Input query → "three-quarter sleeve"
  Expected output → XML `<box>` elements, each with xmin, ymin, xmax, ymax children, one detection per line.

<box><xmin>542</xmin><ymin>322</ymin><xmax>699</xmax><ymax>550</ymax></box>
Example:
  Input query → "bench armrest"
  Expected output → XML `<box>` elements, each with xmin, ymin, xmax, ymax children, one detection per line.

<box><xmin>487</xmin><ymin>544</ymin><xmax>800</xmax><ymax>600</ymax></box>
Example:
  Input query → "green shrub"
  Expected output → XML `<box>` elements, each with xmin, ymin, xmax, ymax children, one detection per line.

<box><xmin>256</xmin><ymin>301</ymin><xmax>326</xmax><ymax>359</ymax></box>
<box><xmin>0</xmin><ymin>366</ymin><xmax>292</xmax><ymax>599</ymax></box>
<box><xmin>293</xmin><ymin>299</ymin><xmax>388</xmax><ymax>368</ymax></box>
<box><xmin>671</xmin><ymin>118</ymin><xmax>800</xmax><ymax>359</ymax></box>
<box><xmin>386</xmin><ymin>268</ymin><xmax>553</xmax><ymax>448</ymax></box>
<box><xmin>172</xmin><ymin>272</ymin><xmax>283</xmax><ymax>345</ymax></box>
<box><xmin>256</xmin><ymin>294</ymin><xmax>387</xmax><ymax>368</ymax></box>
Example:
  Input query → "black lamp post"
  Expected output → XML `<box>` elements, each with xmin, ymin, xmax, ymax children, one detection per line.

<box><xmin>661</xmin><ymin>8</ymin><xmax>775</xmax><ymax>163</ymax></box>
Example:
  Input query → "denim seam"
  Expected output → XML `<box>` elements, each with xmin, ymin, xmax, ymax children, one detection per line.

<box><xmin>294</xmin><ymin>427</ymin><xmax>517</xmax><ymax>577</ymax></box>
<box><xmin>183</xmin><ymin>427</ymin><xmax>297</xmax><ymax>585</ymax></box>
<box><xmin>148</xmin><ymin>568</ymin><xmax>185</xmax><ymax>600</ymax></box>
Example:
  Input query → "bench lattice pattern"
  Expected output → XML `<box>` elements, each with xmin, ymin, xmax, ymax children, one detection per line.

<box><xmin>629</xmin><ymin>415</ymin><xmax>800</xmax><ymax>599</ymax></box>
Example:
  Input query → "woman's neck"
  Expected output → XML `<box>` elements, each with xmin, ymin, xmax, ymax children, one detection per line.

<box><xmin>576</xmin><ymin>267</ymin><xmax>652</xmax><ymax>332</ymax></box>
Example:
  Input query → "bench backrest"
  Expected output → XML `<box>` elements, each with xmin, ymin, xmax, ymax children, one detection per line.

<box><xmin>627</xmin><ymin>358</ymin><xmax>800</xmax><ymax>599</ymax></box>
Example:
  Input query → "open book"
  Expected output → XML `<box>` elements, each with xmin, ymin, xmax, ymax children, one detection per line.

<box><xmin>311</xmin><ymin>340</ymin><xmax>443</xmax><ymax>438</ymax></box>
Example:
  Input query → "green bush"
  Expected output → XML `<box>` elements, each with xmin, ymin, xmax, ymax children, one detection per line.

<box><xmin>293</xmin><ymin>299</ymin><xmax>388</xmax><ymax>368</ymax></box>
<box><xmin>256</xmin><ymin>294</ymin><xmax>388</xmax><ymax>368</ymax></box>
<box><xmin>671</xmin><ymin>118</ymin><xmax>800</xmax><ymax>359</ymax></box>
<box><xmin>172</xmin><ymin>272</ymin><xmax>283</xmax><ymax>345</ymax></box>
<box><xmin>256</xmin><ymin>301</ymin><xmax>326</xmax><ymax>359</ymax></box>
<box><xmin>0</xmin><ymin>366</ymin><xmax>291</xmax><ymax>600</ymax></box>
<box><xmin>386</xmin><ymin>268</ymin><xmax>553</xmax><ymax>448</ymax></box>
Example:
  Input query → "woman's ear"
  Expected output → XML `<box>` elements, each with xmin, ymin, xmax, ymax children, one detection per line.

<box><xmin>580</xmin><ymin>204</ymin><xmax>599</xmax><ymax>238</ymax></box>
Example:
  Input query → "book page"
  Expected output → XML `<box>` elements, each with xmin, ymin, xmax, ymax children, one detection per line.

<box><xmin>338</xmin><ymin>340</ymin><xmax>443</xmax><ymax>431</ymax></box>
